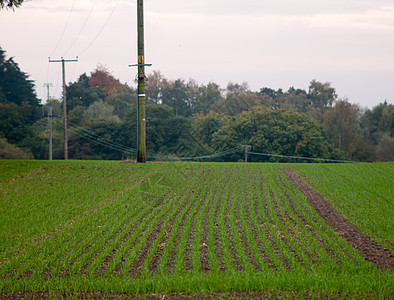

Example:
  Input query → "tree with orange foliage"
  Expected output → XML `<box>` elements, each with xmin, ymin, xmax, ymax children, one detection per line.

<box><xmin>89</xmin><ymin>65</ymin><xmax>122</xmax><ymax>95</ymax></box>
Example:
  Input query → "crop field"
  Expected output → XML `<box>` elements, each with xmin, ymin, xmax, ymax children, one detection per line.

<box><xmin>0</xmin><ymin>160</ymin><xmax>393</xmax><ymax>298</ymax></box>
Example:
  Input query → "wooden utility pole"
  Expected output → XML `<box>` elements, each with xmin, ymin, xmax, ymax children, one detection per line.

<box><xmin>137</xmin><ymin>0</ymin><xmax>146</xmax><ymax>163</ymax></box>
<box><xmin>44</xmin><ymin>83</ymin><xmax>53</xmax><ymax>160</ymax></box>
<box><xmin>49</xmin><ymin>57</ymin><xmax>78</xmax><ymax>160</ymax></box>
<box><xmin>130</xmin><ymin>0</ymin><xmax>151</xmax><ymax>163</ymax></box>
<box><xmin>244</xmin><ymin>145</ymin><xmax>252</xmax><ymax>163</ymax></box>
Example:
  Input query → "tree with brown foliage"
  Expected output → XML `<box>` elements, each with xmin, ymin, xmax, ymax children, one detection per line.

<box><xmin>89</xmin><ymin>65</ymin><xmax>122</xmax><ymax>95</ymax></box>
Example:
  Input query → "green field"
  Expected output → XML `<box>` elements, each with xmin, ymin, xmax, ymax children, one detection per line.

<box><xmin>0</xmin><ymin>160</ymin><xmax>393</xmax><ymax>298</ymax></box>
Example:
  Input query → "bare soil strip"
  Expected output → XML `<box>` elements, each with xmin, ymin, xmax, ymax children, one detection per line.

<box><xmin>281</xmin><ymin>168</ymin><xmax>394</xmax><ymax>272</ymax></box>
<box><xmin>277</xmin><ymin>175</ymin><xmax>343</xmax><ymax>264</ymax></box>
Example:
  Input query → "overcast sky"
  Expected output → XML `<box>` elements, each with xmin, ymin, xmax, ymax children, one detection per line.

<box><xmin>1</xmin><ymin>0</ymin><xmax>393</xmax><ymax>108</ymax></box>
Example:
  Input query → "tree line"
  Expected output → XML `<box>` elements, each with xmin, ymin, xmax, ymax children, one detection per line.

<box><xmin>0</xmin><ymin>47</ymin><xmax>393</xmax><ymax>162</ymax></box>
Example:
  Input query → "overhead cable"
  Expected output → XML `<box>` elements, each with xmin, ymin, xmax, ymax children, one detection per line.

<box><xmin>52</xmin><ymin>119</ymin><xmax>138</xmax><ymax>156</ymax></box>
<box><xmin>49</xmin><ymin>0</ymin><xmax>78</xmax><ymax>58</ymax></box>
<box><xmin>248</xmin><ymin>151</ymin><xmax>358</xmax><ymax>163</ymax></box>
<box><xmin>78</xmin><ymin>0</ymin><xmax>121</xmax><ymax>57</ymax></box>
<box><xmin>63</xmin><ymin>0</ymin><xmax>99</xmax><ymax>57</ymax></box>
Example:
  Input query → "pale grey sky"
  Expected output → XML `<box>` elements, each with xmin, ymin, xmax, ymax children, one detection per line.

<box><xmin>1</xmin><ymin>0</ymin><xmax>393</xmax><ymax>108</ymax></box>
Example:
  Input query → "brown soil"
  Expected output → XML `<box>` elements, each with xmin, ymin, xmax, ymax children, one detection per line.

<box><xmin>276</xmin><ymin>175</ymin><xmax>341</xmax><ymax>264</ymax></box>
<box><xmin>281</xmin><ymin>168</ymin><xmax>394</xmax><ymax>272</ymax></box>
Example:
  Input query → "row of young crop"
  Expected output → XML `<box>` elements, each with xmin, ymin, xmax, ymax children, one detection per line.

<box><xmin>294</xmin><ymin>163</ymin><xmax>393</xmax><ymax>252</ymax></box>
<box><xmin>1</xmin><ymin>163</ymin><xmax>381</xmax><ymax>280</ymax></box>
<box><xmin>0</xmin><ymin>163</ymin><xmax>193</xmax><ymax>278</ymax></box>
<box><xmin>1</xmin><ymin>161</ymin><xmax>392</xmax><ymax>296</ymax></box>
<box><xmin>0</xmin><ymin>162</ymin><xmax>166</xmax><ymax>266</ymax></box>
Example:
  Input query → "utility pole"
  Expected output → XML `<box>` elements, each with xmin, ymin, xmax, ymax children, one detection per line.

<box><xmin>44</xmin><ymin>83</ymin><xmax>53</xmax><ymax>160</ymax></box>
<box><xmin>129</xmin><ymin>0</ymin><xmax>151</xmax><ymax>163</ymax></box>
<box><xmin>244</xmin><ymin>145</ymin><xmax>252</xmax><ymax>163</ymax></box>
<box><xmin>49</xmin><ymin>57</ymin><xmax>78</xmax><ymax>160</ymax></box>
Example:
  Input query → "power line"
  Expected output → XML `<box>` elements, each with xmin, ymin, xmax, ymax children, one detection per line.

<box><xmin>69</xmin><ymin>127</ymin><xmax>138</xmax><ymax>155</ymax></box>
<box><xmin>248</xmin><ymin>151</ymin><xmax>359</xmax><ymax>163</ymax></box>
<box><xmin>49</xmin><ymin>0</ymin><xmax>78</xmax><ymax>58</ymax></box>
<box><xmin>78</xmin><ymin>0</ymin><xmax>121</xmax><ymax>57</ymax></box>
<box><xmin>179</xmin><ymin>146</ymin><xmax>245</xmax><ymax>160</ymax></box>
<box><xmin>63</xmin><ymin>0</ymin><xmax>99</xmax><ymax>57</ymax></box>
<box><xmin>52</xmin><ymin>119</ymin><xmax>139</xmax><ymax>156</ymax></box>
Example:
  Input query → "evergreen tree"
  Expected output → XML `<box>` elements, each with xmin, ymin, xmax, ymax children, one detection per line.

<box><xmin>0</xmin><ymin>47</ymin><xmax>41</xmax><ymax>144</ymax></box>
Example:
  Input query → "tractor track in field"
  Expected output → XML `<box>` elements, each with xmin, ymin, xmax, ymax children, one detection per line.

<box><xmin>281</xmin><ymin>168</ymin><xmax>394</xmax><ymax>272</ymax></box>
<box><xmin>277</xmin><ymin>174</ymin><xmax>342</xmax><ymax>264</ymax></box>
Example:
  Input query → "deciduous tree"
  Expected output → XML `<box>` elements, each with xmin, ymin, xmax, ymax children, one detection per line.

<box><xmin>212</xmin><ymin>106</ymin><xmax>345</xmax><ymax>162</ymax></box>
<box><xmin>324</xmin><ymin>100</ymin><xmax>375</xmax><ymax>161</ymax></box>
<box><xmin>89</xmin><ymin>65</ymin><xmax>122</xmax><ymax>95</ymax></box>
<box><xmin>308</xmin><ymin>80</ymin><xmax>337</xmax><ymax>109</ymax></box>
